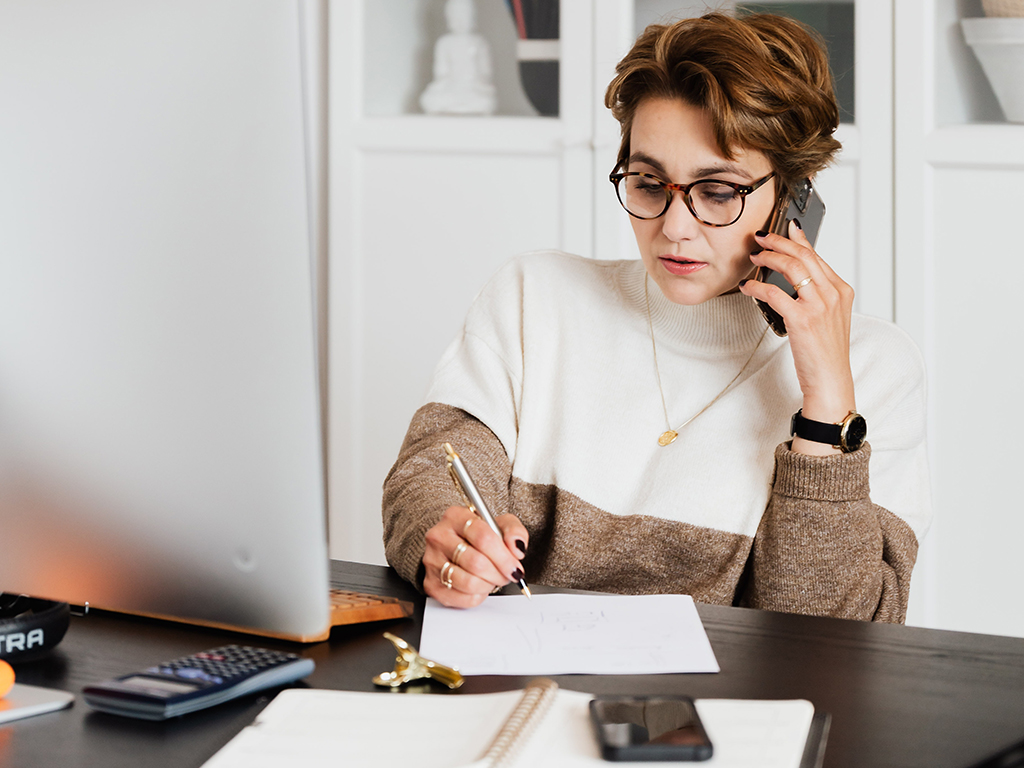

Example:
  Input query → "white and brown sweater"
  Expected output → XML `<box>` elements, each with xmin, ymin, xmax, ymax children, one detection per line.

<box><xmin>383</xmin><ymin>252</ymin><xmax>931</xmax><ymax>623</ymax></box>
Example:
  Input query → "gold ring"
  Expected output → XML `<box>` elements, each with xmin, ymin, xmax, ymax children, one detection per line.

<box><xmin>793</xmin><ymin>276</ymin><xmax>813</xmax><ymax>293</ymax></box>
<box><xmin>440</xmin><ymin>561</ymin><xmax>455</xmax><ymax>589</ymax></box>
<box><xmin>463</xmin><ymin>518</ymin><xmax>475</xmax><ymax>535</ymax></box>
<box><xmin>452</xmin><ymin>541</ymin><xmax>468</xmax><ymax>567</ymax></box>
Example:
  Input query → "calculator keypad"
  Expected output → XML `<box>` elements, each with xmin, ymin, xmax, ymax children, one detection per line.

<box><xmin>144</xmin><ymin>645</ymin><xmax>300</xmax><ymax>687</ymax></box>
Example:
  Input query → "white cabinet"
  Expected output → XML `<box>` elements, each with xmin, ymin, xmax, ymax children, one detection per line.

<box><xmin>328</xmin><ymin>2</ymin><xmax>944</xmax><ymax>631</ymax></box>
<box><xmin>896</xmin><ymin>1</ymin><xmax>1024</xmax><ymax>638</ymax></box>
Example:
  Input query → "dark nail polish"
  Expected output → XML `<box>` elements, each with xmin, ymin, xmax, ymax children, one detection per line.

<box><xmin>750</xmin><ymin>247</ymin><xmax>763</xmax><ymax>256</ymax></box>
<box><xmin>515</xmin><ymin>539</ymin><xmax>527</xmax><ymax>553</ymax></box>
<box><xmin>512</xmin><ymin>568</ymin><xmax>524</xmax><ymax>582</ymax></box>
<box><xmin>755</xmin><ymin>230</ymin><xmax>768</xmax><ymax>238</ymax></box>
<box><xmin>738</xmin><ymin>279</ymin><xmax>748</xmax><ymax>288</ymax></box>
<box><xmin>792</xmin><ymin>218</ymin><xmax>803</xmax><ymax>230</ymax></box>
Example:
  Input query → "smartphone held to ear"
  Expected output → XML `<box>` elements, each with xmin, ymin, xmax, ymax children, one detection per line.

<box><xmin>590</xmin><ymin>695</ymin><xmax>713</xmax><ymax>761</ymax></box>
<box><xmin>753</xmin><ymin>178</ymin><xmax>826</xmax><ymax>337</ymax></box>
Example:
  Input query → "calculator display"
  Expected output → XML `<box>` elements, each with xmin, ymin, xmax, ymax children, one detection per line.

<box><xmin>120</xmin><ymin>677</ymin><xmax>200</xmax><ymax>696</ymax></box>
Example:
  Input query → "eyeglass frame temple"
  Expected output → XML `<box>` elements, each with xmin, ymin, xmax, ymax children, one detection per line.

<box><xmin>608</xmin><ymin>170</ymin><xmax>776</xmax><ymax>226</ymax></box>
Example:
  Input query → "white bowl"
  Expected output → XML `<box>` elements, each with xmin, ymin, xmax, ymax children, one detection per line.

<box><xmin>963</xmin><ymin>17</ymin><xmax>1024</xmax><ymax>122</ymax></box>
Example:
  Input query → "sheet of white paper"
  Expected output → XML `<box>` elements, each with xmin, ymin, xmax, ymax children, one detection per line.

<box><xmin>0</xmin><ymin>683</ymin><xmax>74</xmax><ymax>725</ymax></box>
<box><xmin>419</xmin><ymin>593</ymin><xmax>719</xmax><ymax>675</ymax></box>
<box><xmin>695</xmin><ymin>699</ymin><xmax>816</xmax><ymax>768</ymax></box>
<box><xmin>201</xmin><ymin>688</ymin><xmax>528</xmax><ymax>768</ymax></box>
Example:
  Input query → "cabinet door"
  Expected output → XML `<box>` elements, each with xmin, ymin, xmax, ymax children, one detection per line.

<box><xmin>896</xmin><ymin>0</ymin><xmax>1024</xmax><ymax>638</ymax></box>
<box><xmin>329</xmin><ymin>1</ymin><xmax>594</xmax><ymax>563</ymax></box>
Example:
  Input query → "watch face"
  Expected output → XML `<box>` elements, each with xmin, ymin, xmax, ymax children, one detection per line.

<box><xmin>841</xmin><ymin>414</ymin><xmax>868</xmax><ymax>451</ymax></box>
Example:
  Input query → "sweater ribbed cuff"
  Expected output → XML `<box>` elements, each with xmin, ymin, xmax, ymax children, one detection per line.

<box><xmin>772</xmin><ymin>441</ymin><xmax>871</xmax><ymax>502</ymax></box>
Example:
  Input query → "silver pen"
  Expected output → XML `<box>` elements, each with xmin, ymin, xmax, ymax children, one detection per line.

<box><xmin>443</xmin><ymin>442</ymin><xmax>532</xmax><ymax>599</ymax></box>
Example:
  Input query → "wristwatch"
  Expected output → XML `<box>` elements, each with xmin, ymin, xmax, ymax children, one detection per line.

<box><xmin>790</xmin><ymin>409</ymin><xmax>867</xmax><ymax>453</ymax></box>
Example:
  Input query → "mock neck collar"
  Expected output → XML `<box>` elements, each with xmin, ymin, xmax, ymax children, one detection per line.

<box><xmin>619</xmin><ymin>259</ymin><xmax>771</xmax><ymax>354</ymax></box>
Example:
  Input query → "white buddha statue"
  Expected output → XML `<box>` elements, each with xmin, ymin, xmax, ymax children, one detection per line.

<box><xmin>420</xmin><ymin>0</ymin><xmax>497</xmax><ymax>115</ymax></box>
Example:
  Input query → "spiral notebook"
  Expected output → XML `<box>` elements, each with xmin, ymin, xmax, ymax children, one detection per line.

<box><xmin>201</xmin><ymin>680</ymin><xmax>828</xmax><ymax>768</ymax></box>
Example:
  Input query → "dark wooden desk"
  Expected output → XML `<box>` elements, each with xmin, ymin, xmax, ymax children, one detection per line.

<box><xmin>2</xmin><ymin>561</ymin><xmax>1023</xmax><ymax>768</ymax></box>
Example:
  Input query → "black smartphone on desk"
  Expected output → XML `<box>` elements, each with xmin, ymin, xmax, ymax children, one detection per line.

<box><xmin>753</xmin><ymin>177</ymin><xmax>826</xmax><ymax>337</ymax></box>
<box><xmin>590</xmin><ymin>695</ymin><xmax>713</xmax><ymax>761</ymax></box>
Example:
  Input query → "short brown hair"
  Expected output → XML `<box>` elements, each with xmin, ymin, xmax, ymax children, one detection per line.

<box><xmin>605</xmin><ymin>12</ymin><xmax>841</xmax><ymax>194</ymax></box>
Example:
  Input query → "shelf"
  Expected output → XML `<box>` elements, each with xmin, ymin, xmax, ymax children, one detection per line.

<box><xmin>353</xmin><ymin>115</ymin><xmax>567</xmax><ymax>154</ymax></box>
<box><xmin>926</xmin><ymin>124</ymin><xmax>1024</xmax><ymax>168</ymax></box>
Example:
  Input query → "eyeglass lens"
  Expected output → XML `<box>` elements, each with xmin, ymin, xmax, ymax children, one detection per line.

<box><xmin>618</xmin><ymin>176</ymin><xmax>746</xmax><ymax>225</ymax></box>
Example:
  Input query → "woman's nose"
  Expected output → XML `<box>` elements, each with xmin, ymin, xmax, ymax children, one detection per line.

<box><xmin>660</xmin><ymin>193</ymin><xmax>701</xmax><ymax>242</ymax></box>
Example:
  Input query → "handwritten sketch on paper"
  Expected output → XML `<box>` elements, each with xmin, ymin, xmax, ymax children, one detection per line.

<box><xmin>418</xmin><ymin>593</ymin><xmax>720</xmax><ymax>676</ymax></box>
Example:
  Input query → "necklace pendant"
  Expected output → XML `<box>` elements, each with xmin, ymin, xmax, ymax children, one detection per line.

<box><xmin>658</xmin><ymin>430</ymin><xmax>678</xmax><ymax>447</ymax></box>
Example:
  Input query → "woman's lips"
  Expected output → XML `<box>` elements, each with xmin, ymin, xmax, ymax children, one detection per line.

<box><xmin>659</xmin><ymin>256</ymin><xmax>707</xmax><ymax>275</ymax></box>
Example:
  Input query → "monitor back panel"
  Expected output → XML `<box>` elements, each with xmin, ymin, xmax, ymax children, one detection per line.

<box><xmin>0</xmin><ymin>1</ymin><xmax>330</xmax><ymax>638</ymax></box>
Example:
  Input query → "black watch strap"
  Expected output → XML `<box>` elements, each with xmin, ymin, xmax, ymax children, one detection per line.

<box><xmin>791</xmin><ymin>409</ymin><xmax>841</xmax><ymax>445</ymax></box>
<box><xmin>790</xmin><ymin>409</ymin><xmax>867</xmax><ymax>453</ymax></box>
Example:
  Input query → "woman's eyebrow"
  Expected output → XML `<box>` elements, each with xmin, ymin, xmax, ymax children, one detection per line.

<box><xmin>627</xmin><ymin>152</ymin><xmax>749</xmax><ymax>180</ymax></box>
<box><xmin>693</xmin><ymin>162</ymin><xmax>747</xmax><ymax>178</ymax></box>
<box><xmin>627</xmin><ymin>151</ymin><xmax>668</xmax><ymax>176</ymax></box>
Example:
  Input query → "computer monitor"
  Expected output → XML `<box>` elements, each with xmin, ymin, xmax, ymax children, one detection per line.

<box><xmin>0</xmin><ymin>2</ymin><xmax>333</xmax><ymax>640</ymax></box>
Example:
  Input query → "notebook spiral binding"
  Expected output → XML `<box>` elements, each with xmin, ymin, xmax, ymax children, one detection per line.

<box><xmin>480</xmin><ymin>678</ymin><xmax>560</xmax><ymax>768</ymax></box>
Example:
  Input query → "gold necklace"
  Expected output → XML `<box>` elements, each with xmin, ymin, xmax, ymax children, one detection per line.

<box><xmin>645</xmin><ymin>274</ymin><xmax>769</xmax><ymax>447</ymax></box>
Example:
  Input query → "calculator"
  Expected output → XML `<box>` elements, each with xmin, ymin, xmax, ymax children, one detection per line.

<box><xmin>82</xmin><ymin>644</ymin><xmax>315</xmax><ymax>720</ymax></box>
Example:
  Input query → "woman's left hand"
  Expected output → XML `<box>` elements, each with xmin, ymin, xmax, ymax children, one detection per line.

<box><xmin>739</xmin><ymin>220</ymin><xmax>856</xmax><ymax>455</ymax></box>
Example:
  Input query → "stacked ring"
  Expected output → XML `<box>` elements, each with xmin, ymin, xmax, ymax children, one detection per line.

<box><xmin>440</xmin><ymin>561</ymin><xmax>455</xmax><ymax>589</ymax></box>
<box><xmin>452</xmin><ymin>541</ymin><xmax>468</xmax><ymax>567</ymax></box>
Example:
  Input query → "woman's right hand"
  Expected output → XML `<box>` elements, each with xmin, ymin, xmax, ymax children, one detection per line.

<box><xmin>422</xmin><ymin>506</ymin><xmax>528</xmax><ymax>608</ymax></box>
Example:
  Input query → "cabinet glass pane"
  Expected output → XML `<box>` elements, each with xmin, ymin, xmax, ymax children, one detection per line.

<box><xmin>363</xmin><ymin>0</ymin><xmax>559</xmax><ymax>117</ymax></box>
<box><xmin>738</xmin><ymin>3</ymin><xmax>854</xmax><ymax>123</ymax></box>
<box><xmin>634</xmin><ymin>1</ymin><xmax>855</xmax><ymax>123</ymax></box>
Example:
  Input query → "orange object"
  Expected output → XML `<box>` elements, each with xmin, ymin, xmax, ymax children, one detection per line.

<box><xmin>0</xmin><ymin>659</ymin><xmax>14</xmax><ymax>698</ymax></box>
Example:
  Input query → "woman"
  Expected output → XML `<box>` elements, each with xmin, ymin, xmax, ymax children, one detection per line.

<box><xmin>382</xmin><ymin>13</ymin><xmax>930</xmax><ymax>623</ymax></box>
